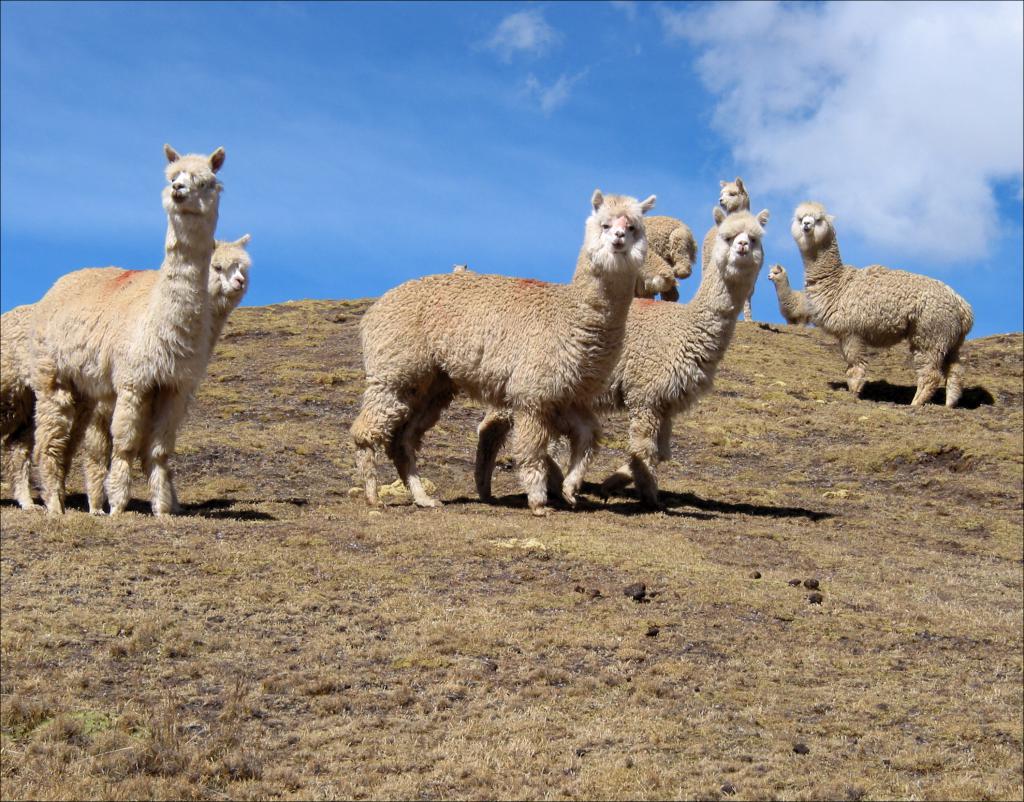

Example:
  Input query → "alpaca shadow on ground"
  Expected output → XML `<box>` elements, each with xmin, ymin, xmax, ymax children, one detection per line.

<box><xmin>182</xmin><ymin>498</ymin><xmax>277</xmax><ymax>521</ymax></box>
<box><xmin>590</xmin><ymin>484</ymin><xmax>833</xmax><ymax>522</ymax></box>
<box><xmin>827</xmin><ymin>380</ymin><xmax>995</xmax><ymax>409</ymax></box>
<box><xmin>448</xmin><ymin>484</ymin><xmax>831</xmax><ymax>522</ymax></box>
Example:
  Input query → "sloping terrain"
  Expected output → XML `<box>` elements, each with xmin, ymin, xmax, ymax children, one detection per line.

<box><xmin>2</xmin><ymin>299</ymin><xmax>1021</xmax><ymax>801</ymax></box>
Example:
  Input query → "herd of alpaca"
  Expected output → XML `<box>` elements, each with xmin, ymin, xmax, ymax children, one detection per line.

<box><xmin>0</xmin><ymin>148</ymin><xmax>975</xmax><ymax>516</ymax></box>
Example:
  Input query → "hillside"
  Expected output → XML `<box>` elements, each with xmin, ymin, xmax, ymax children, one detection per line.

<box><xmin>2</xmin><ymin>299</ymin><xmax>1022</xmax><ymax>800</ymax></box>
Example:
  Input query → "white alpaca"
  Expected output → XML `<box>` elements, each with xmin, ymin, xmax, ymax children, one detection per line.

<box><xmin>477</xmin><ymin>208</ymin><xmax>769</xmax><ymax>507</ymax></box>
<box><xmin>352</xmin><ymin>189</ymin><xmax>655</xmax><ymax>516</ymax></box>
<box><xmin>767</xmin><ymin>264</ymin><xmax>813</xmax><ymax>325</ymax></box>
<box><xmin>1</xmin><ymin>236</ymin><xmax>251</xmax><ymax>511</ymax></box>
<box><xmin>29</xmin><ymin>144</ymin><xmax>225</xmax><ymax>514</ymax></box>
<box><xmin>791</xmin><ymin>201</ymin><xmax>974</xmax><ymax>407</ymax></box>
<box><xmin>702</xmin><ymin>178</ymin><xmax>755</xmax><ymax>320</ymax></box>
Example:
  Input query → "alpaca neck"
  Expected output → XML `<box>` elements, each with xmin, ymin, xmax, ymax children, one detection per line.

<box><xmin>801</xmin><ymin>234</ymin><xmax>853</xmax><ymax>318</ymax></box>
<box><xmin>682</xmin><ymin>257</ymin><xmax>753</xmax><ymax>361</ymax></box>
<box><xmin>145</xmin><ymin>210</ymin><xmax>217</xmax><ymax>351</ymax></box>
<box><xmin>801</xmin><ymin>236</ymin><xmax>845</xmax><ymax>288</ymax></box>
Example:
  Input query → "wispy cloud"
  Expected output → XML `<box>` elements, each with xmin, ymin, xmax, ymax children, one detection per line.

<box><xmin>485</xmin><ymin>9</ymin><xmax>560</xmax><ymax>61</ymax></box>
<box><xmin>661</xmin><ymin>0</ymin><xmax>1024</xmax><ymax>262</ymax></box>
<box><xmin>524</xmin><ymin>70</ymin><xmax>588</xmax><ymax>114</ymax></box>
<box><xmin>610</xmin><ymin>2</ymin><xmax>638</xmax><ymax>22</ymax></box>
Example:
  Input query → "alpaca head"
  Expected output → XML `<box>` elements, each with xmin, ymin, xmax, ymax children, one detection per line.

<box><xmin>209</xmin><ymin>234</ymin><xmax>251</xmax><ymax>312</ymax></box>
<box><xmin>162</xmin><ymin>144</ymin><xmax>225</xmax><ymax>219</ymax></box>
<box><xmin>452</xmin><ymin>264</ymin><xmax>469</xmax><ymax>273</ymax></box>
<box><xmin>718</xmin><ymin>177</ymin><xmax>750</xmax><ymax>214</ymax></box>
<box><xmin>791</xmin><ymin>201</ymin><xmax>835</xmax><ymax>254</ymax></box>
<box><xmin>711</xmin><ymin>208</ymin><xmax>769</xmax><ymax>286</ymax></box>
<box><xmin>767</xmin><ymin>264</ymin><xmax>787</xmax><ymax>283</ymax></box>
<box><xmin>585</xmin><ymin>189</ymin><xmax>656</xmax><ymax>277</ymax></box>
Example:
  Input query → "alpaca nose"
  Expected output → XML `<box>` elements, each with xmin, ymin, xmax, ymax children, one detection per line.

<box><xmin>802</xmin><ymin>220</ymin><xmax>812</xmax><ymax>232</ymax></box>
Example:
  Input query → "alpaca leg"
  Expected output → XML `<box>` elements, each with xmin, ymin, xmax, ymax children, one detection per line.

<box><xmin>106</xmin><ymin>388</ymin><xmax>146</xmax><ymax>516</ymax></box>
<box><xmin>511</xmin><ymin>410</ymin><xmax>552</xmax><ymax>516</ymax></box>
<box><xmin>627</xmin><ymin>409</ymin><xmax>663</xmax><ymax>508</ymax></box>
<box><xmin>742</xmin><ymin>290</ymin><xmax>753</xmax><ymax>322</ymax></box>
<box><xmin>32</xmin><ymin>379</ymin><xmax>76</xmax><ymax>515</ymax></box>
<box><xmin>351</xmin><ymin>381</ymin><xmax>410</xmax><ymax>507</ymax></box>
<box><xmin>942</xmin><ymin>348</ymin><xmax>965</xmax><ymax>409</ymax></box>
<box><xmin>143</xmin><ymin>389</ymin><xmax>189</xmax><ymax>515</ymax></box>
<box><xmin>840</xmin><ymin>336</ymin><xmax>868</xmax><ymax>397</ymax></box>
<box><xmin>910</xmin><ymin>349</ymin><xmax>943</xmax><ymax>407</ymax></box>
<box><xmin>545</xmin><ymin>453</ymin><xmax>566</xmax><ymax>498</ymax></box>
<box><xmin>560</xmin><ymin>407</ymin><xmax>599</xmax><ymax>507</ymax></box>
<box><xmin>657</xmin><ymin>417</ymin><xmax>674</xmax><ymax>463</ymax></box>
<box><xmin>475</xmin><ymin>409</ymin><xmax>513</xmax><ymax>501</ymax></box>
<box><xmin>8</xmin><ymin>426</ymin><xmax>37</xmax><ymax>510</ymax></box>
<box><xmin>393</xmin><ymin>379</ymin><xmax>453</xmax><ymax>508</ymax></box>
<box><xmin>599</xmin><ymin>464</ymin><xmax>634</xmax><ymax>498</ymax></box>
<box><xmin>82</xmin><ymin>400</ymin><xmax>114</xmax><ymax>514</ymax></box>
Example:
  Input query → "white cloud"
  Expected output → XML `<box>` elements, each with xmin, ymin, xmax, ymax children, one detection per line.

<box><xmin>662</xmin><ymin>0</ymin><xmax>1024</xmax><ymax>261</ymax></box>
<box><xmin>485</xmin><ymin>9</ymin><xmax>560</xmax><ymax>61</ymax></box>
<box><xmin>525</xmin><ymin>70</ymin><xmax>588</xmax><ymax>114</ymax></box>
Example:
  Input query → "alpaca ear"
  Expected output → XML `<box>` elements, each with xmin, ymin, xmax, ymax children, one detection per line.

<box><xmin>713</xmin><ymin>206</ymin><xmax>725</xmax><ymax>225</ymax></box>
<box><xmin>235</xmin><ymin>233</ymin><xmax>251</xmax><ymax>247</ymax></box>
<box><xmin>591</xmin><ymin>189</ymin><xmax>604</xmax><ymax>211</ymax></box>
<box><xmin>209</xmin><ymin>147</ymin><xmax>226</xmax><ymax>173</ymax></box>
<box><xmin>639</xmin><ymin>194</ymin><xmax>656</xmax><ymax>214</ymax></box>
<box><xmin>827</xmin><ymin>214</ymin><xmax>835</xmax><ymax>224</ymax></box>
<box><xmin>164</xmin><ymin>144</ymin><xmax>180</xmax><ymax>163</ymax></box>
<box><xmin>757</xmin><ymin>209</ymin><xmax>770</xmax><ymax>227</ymax></box>
<box><xmin>719</xmin><ymin>180</ymin><xmax>727</xmax><ymax>188</ymax></box>
<box><xmin>735</xmin><ymin>177</ymin><xmax>745</xmax><ymax>192</ymax></box>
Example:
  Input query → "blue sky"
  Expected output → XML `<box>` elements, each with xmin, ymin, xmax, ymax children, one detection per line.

<box><xmin>2</xmin><ymin>0</ymin><xmax>1022</xmax><ymax>337</ymax></box>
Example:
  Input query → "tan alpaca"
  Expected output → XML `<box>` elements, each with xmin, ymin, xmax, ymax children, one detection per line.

<box><xmin>767</xmin><ymin>264</ymin><xmax>813</xmax><ymax>325</ymax></box>
<box><xmin>1</xmin><ymin>236</ymin><xmax>251</xmax><ymax>511</ymax></box>
<box><xmin>791</xmin><ymin>201</ymin><xmax>973</xmax><ymax>407</ymax></box>
<box><xmin>352</xmin><ymin>189</ymin><xmax>656</xmax><ymax>516</ymax></box>
<box><xmin>29</xmin><ymin>145</ymin><xmax>225</xmax><ymax>515</ymax></box>
<box><xmin>477</xmin><ymin>208</ymin><xmax>769</xmax><ymax>507</ymax></box>
<box><xmin>702</xmin><ymin>177</ymin><xmax>756</xmax><ymax>320</ymax></box>
<box><xmin>611</xmin><ymin>215</ymin><xmax>696</xmax><ymax>302</ymax></box>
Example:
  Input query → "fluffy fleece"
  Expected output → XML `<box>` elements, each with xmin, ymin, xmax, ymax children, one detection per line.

<box><xmin>791</xmin><ymin>201</ymin><xmax>974</xmax><ymax>407</ymax></box>
<box><xmin>351</xmin><ymin>189</ymin><xmax>656</xmax><ymax>516</ymax></box>
<box><xmin>2</xmin><ymin>234</ymin><xmax>249</xmax><ymax>512</ymax></box>
<box><xmin>630</xmin><ymin>215</ymin><xmax>697</xmax><ymax>302</ymax></box>
<box><xmin>28</xmin><ymin>145</ymin><xmax>225</xmax><ymax>515</ymax></box>
<box><xmin>702</xmin><ymin>178</ymin><xmax>756</xmax><ymax>320</ymax></box>
<box><xmin>476</xmin><ymin>208</ymin><xmax>770</xmax><ymax>507</ymax></box>
<box><xmin>767</xmin><ymin>264</ymin><xmax>813</xmax><ymax>325</ymax></box>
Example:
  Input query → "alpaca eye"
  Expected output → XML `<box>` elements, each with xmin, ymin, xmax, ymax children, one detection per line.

<box><xmin>602</xmin><ymin>224</ymin><xmax>611</xmax><ymax>230</ymax></box>
<box><xmin>214</xmin><ymin>265</ymin><xmax>223</xmax><ymax>272</ymax></box>
<box><xmin>627</xmin><ymin>225</ymin><xmax>635</xmax><ymax>232</ymax></box>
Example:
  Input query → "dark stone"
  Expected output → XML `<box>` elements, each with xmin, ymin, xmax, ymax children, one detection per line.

<box><xmin>808</xmin><ymin>592</ymin><xmax>824</xmax><ymax>604</ymax></box>
<box><xmin>788</xmin><ymin>578</ymin><xmax>802</xmax><ymax>586</ymax></box>
<box><xmin>749</xmin><ymin>571</ymin><xmax>762</xmax><ymax>579</ymax></box>
<box><xmin>803</xmin><ymin>578</ymin><xmax>820</xmax><ymax>590</ymax></box>
<box><xmin>623</xmin><ymin>582</ymin><xmax>647</xmax><ymax>601</ymax></box>
<box><xmin>721</xmin><ymin>783</ymin><xmax>737</xmax><ymax>796</ymax></box>
<box><xmin>645</xmin><ymin>625</ymin><xmax>660</xmax><ymax>638</ymax></box>
<box><xmin>793</xmin><ymin>742</ymin><xmax>810</xmax><ymax>755</ymax></box>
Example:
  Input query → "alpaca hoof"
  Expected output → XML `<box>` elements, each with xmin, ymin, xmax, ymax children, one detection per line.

<box><xmin>561</xmin><ymin>484</ymin><xmax>579</xmax><ymax>508</ymax></box>
<box><xmin>530</xmin><ymin>505</ymin><xmax>551</xmax><ymax>517</ymax></box>
<box><xmin>88</xmin><ymin>508</ymin><xmax>107</xmax><ymax>516</ymax></box>
<box><xmin>414</xmin><ymin>497</ymin><xmax>443</xmax><ymax>509</ymax></box>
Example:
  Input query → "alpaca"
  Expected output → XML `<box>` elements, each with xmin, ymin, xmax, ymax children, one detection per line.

<box><xmin>767</xmin><ymin>264</ymin><xmax>813</xmax><ymax>325</ymax></box>
<box><xmin>29</xmin><ymin>144</ymin><xmax>225</xmax><ymax>515</ymax></box>
<box><xmin>1</xmin><ymin>305</ymin><xmax>37</xmax><ymax>508</ymax></box>
<box><xmin>631</xmin><ymin>215</ymin><xmax>697</xmax><ymax>302</ymax></box>
<box><xmin>1</xmin><ymin>235</ymin><xmax>251</xmax><ymax>512</ymax></box>
<box><xmin>791</xmin><ymin>201</ymin><xmax>974</xmax><ymax>407</ymax></box>
<box><xmin>477</xmin><ymin>208</ymin><xmax>769</xmax><ymax>507</ymax></box>
<box><xmin>702</xmin><ymin>177</ymin><xmax>755</xmax><ymax>320</ymax></box>
<box><xmin>352</xmin><ymin>189</ymin><xmax>656</xmax><ymax>516</ymax></box>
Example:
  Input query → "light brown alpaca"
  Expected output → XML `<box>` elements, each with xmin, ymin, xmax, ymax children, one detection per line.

<box><xmin>791</xmin><ymin>201</ymin><xmax>974</xmax><ymax>407</ymax></box>
<box><xmin>29</xmin><ymin>145</ymin><xmax>225</xmax><ymax>514</ymax></box>
<box><xmin>767</xmin><ymin>264</ymin><xmax>813</xmax><ymax>325</ymax></box>
<box><xmin>702</xmin><ymin>178</ymin><xmax>754</xmax><ymax>319</ymax></box>
<box><xmin>1</xmin><ymin>236</ymin><xmax>251</xmax><ymax>511</ymax></box>
<box><xmin>351</xmin><ymin>189</ymin><xmax>655</xmax><ymax>516</ymax></box>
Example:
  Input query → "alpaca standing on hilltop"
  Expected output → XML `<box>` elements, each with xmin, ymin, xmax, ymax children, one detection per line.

<box><xmin>767</xmin><ymin>264</ymin><xmax>813</xmax><ymax>325</ymax></box>
<box><xmin>29</xmin><ymin>145</ymin><xmax>225</xmax><ymax>515</ymax></box>
<box><xmin>702</xmin><ymin>178</ymin><xmax>757</xmax><ymax>320</ymax></box>
<box><xmin>631</xmin><ymin>216</ymin><xmax>697</xmax><ymax>302</ymax></box>
<box><xmin>1</xmin><ymin>236</ymin><xmax>251</xmax><ymax>511</ymax></box>
<box><xmin>791</xmin><ymin>201</ymin><xmax>973</xmax><ymax>407</ymax></box>
<box><xmin>477</xmin><ymin>208</ymin><xmax>769</xmax><ymax>507</ymax></box>
<box><xmin>352</xmin><ymin>189</ymin><xmax>655</xmax><ymax>516</ymax></box>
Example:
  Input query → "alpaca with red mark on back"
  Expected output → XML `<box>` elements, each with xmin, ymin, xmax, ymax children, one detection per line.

<box><xmin>352</xmin><ymin>189</ymin><xmax>656</xmax><ymax>516</ymax></box>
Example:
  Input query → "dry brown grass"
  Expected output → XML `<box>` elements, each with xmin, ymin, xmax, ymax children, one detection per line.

<box><xmin>2</xmin><ymin>299</ymin><xmax>1021</xmax><ymax>800</ymax></box>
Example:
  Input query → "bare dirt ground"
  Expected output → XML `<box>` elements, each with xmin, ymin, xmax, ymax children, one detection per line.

<box><xmin>2</xmin><ymin>298</ymin><xmax>1021</xmax><ymax>801</ymax></box>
